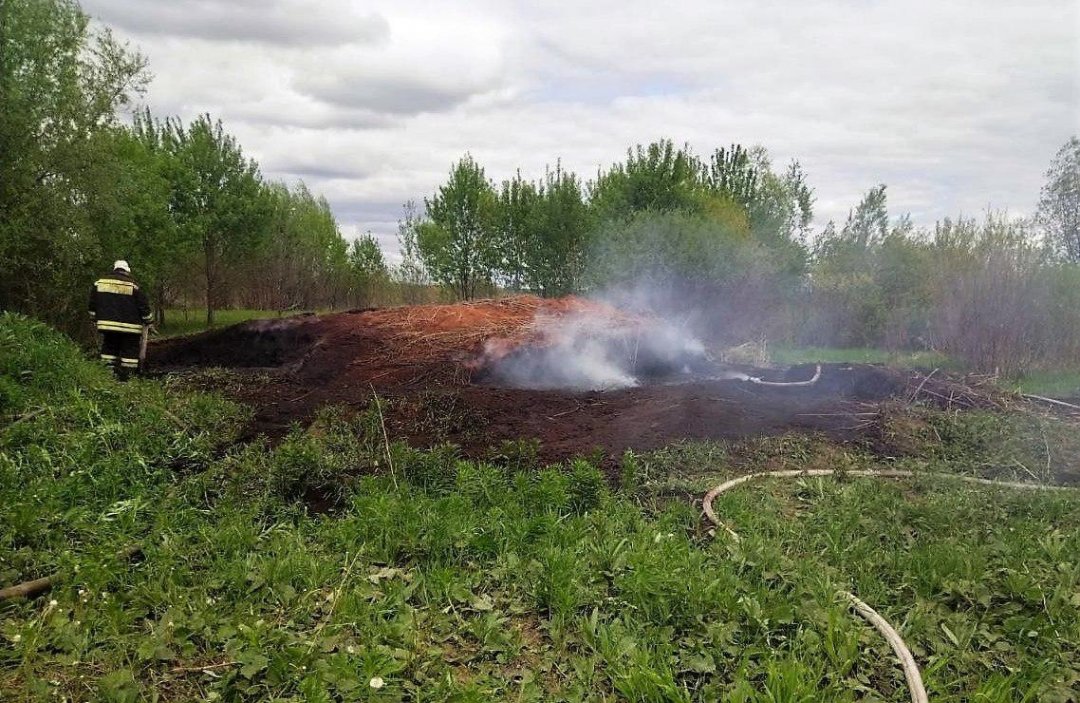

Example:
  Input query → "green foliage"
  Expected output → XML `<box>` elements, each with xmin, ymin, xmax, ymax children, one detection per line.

<box><xmin>1007</xmin><ymin>368</ymin><xmax>1080</xmax><ymax>397</ymax></box>
<box><xmin>87</xmin><ymin>120</ymin><xmax>182</xmax><ymax>324</ymax></box>
<box><xmin>346</xmin><ymin>233</ymin><xmax>390</xmax><ymax>307</ymax></box>
<box><xmin>0</xmin><ymin>313</ymin><xmax>246</xmax><ymax>584</ymax></box>
<box><xmin>0</xmin><ymin>5</ymin><xmax>393</xmax><ymax>335</ymax></box>
<box><xmin>157</xmin><ymin>308</ymin><xmax>285</xmax><ymax>338</ymax></box>
<box><xmin>619</xmin><ymin>450</ymin><xmax>641</xmax><ymax>493</ymax></box>
<box><xmin>842</xmin><ymin>184</ymin><xmax>890</xmax><ymax>246</ymax></box>
<box><xmin>232</xmin><ymin>182</ymin><xmax>351</xmax><ymax>312</ymax></box>
<box><xmin>586</xmin><ymin>209</ymin><xmax>751</xmax><ymax>289</ymax></box>
<box><xmin>493</xmin><ymin>171</ymin><xmax>539</xmax><ymax>290</ymax></box>
<box><xmin>529</xmin><ymin>165</ymin><xmax>591</xmax><ymax>296</ymax></box>
<box><xmin>706</xmin><ymin>145</ymin><xmax>814</xmax><ymax>244</ymax></box>
<box><xmin>405</xmin><ymin>140</ymin><xmax>812</xmax><ymax>308</ymax></box>
<box><xmin>0</xmin><ymin>0</ymin><xmax>148</xmax><ymax>333</ymax></box>
<box><xmin>398</xmin><ymin>442</ymin><xmax>460</xmax><ymax>493</ymax></box>
<box><xmin>489</xmin><ymin>438</ymin><xmax>541</xmax><ymax>476</ymax></box>
<box><xmin>771</xmin><ymin>345</ymin><xmax>956</xmax><ymax>369</ymax></box>
<box><xmin>418</xmin><ymin>154</ymin><xmax>500</xmax><ymax>300</ymax></box>
<box><xmin>1038</xmin><ymin>135</ymin><xmax>1080</xmax><ymax>262</ymax></box>
<box><xmin>3</xmin><ymin>315</ymin><xmax>1080</xmax><ymax>701</ymax></box>
<box><xmin>160</xmin><ymin>113</ymin><xmax>271</xmax><ymax>325</ymax></box>
<box><xmin>805</xmin><ymin>194</ymin><xmax>1080</xmax><ymax>372</ymax></box>
<box><xmin>567</xmin><ymin>459</ymin><xmax>606</xmax><ymax>513</ymax></box>
<box><xmin>589</xmin><ymin>139</ymin><xmax>707</xmax><ymax>220</ymax></box>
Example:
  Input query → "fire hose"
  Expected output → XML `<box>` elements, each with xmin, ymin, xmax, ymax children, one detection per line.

<box><xmin>702</xmin><ymin>469</ymin><xmax>1077</xmax><ymax>703</ymax></box>
<box><xmin>746</xmin><ymin>364</ymin><xmax>822</xmax><ymax>387</ymax></box>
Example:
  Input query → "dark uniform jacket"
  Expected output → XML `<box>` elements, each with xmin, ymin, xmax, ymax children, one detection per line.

<box><xmin>89</xmin><ymin>270</ymin><xmax>152</xmax><ymax>333</ymax></box>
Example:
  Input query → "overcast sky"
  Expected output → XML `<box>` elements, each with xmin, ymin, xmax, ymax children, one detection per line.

<box><xmin>82</xmin><ymin>0</ymin><xmax>1079</xmax><ymax>258</ymax></box>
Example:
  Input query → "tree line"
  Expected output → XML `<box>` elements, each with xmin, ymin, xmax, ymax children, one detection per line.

<box><xmin>1</xmin><ymin>0</ymin><xmax>392</xmax><ymax>335</ymax></box>
<box><xmin>402</xmin><ymin>137</ymin><xmax>1080</xmax><ymax>374</ymax></box>
<box><xmin>400</xmin><ymin>142</ymin><xmax>813</xmax><ymax>301</ymax></box>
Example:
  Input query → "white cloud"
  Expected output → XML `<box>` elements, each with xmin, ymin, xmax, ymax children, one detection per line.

<box><xmin>81</xmin><ymin>0</ymin><xmax>1079</xmax><ymax>252</ymax></box>
<box><xmin>85</xmin><ymin>0</ymin><xmax>388</xmax><ymax>46</ymax></box>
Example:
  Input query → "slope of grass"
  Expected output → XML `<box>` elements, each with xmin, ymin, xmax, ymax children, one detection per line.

<box><xmin>2</xmin><ymin>313</ymin><xmax>1079</xmax><ymax>702</ymax></box>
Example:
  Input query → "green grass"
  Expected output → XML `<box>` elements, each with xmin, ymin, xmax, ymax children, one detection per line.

<box><xmin>158</xmin><ymin>309</ymin><xmax>289</xmax><ymax>338</ymax></box>
<box><xmin>2</xmin><ymin>313</ymin><xmax>1080</xmax><ymax>702</ymax></box>
<box><xmin>1003</xmin><ymin>369</ymin><xmax>1080</xmax><ymax>398</ymax></box>
<box><xmin>771</xmin><ymin>345</ymin><xmax>958</xmax><ymax>370</ymax></box>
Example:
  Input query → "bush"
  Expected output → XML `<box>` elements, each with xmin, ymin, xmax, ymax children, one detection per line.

<box><xmin>568</xmin><ymin>458</ymin><xmax>606</xmax><ymax>514</ymax></box>
<box><xmin>455</xmin><ymin>461</ymin><xmax>509</xmax><ymax>509</ymax></box>
<box><xmin>619</xmin><ymin>450</ymin><xmax>641</xmax><ymax>494</ymax></box>
<box><xmin>399</xmin><ymin>442</ymin><xmax>460</xmax><ymax>493</ymax></box>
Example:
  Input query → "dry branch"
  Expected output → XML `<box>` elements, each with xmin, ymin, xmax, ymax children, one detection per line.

<box><xmin>0</xmin><ymin>544</ymin><xmax>142</xmax><ymax>602</ymax></box>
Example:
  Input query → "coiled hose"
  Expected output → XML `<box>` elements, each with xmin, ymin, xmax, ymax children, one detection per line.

<box><xmin>702</xmin><ymin>469</ymin><xmax>1075</xmax><ymax>703</ymax></box>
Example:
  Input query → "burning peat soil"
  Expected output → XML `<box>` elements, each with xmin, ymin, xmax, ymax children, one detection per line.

<box><xmin>149</xmin><ymin>296</ymin><xmax>1022</xmax><ymax>468</ymax></box>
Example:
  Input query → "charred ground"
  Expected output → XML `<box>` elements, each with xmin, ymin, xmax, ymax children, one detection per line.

<box><xmin>147</xmin><ymin>297</ymin><xmax>1050</xmax><ymax>473</ymax></box>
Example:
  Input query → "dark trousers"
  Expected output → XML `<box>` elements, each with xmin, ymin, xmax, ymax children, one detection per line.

<box><xmin>100</xmin><ymin>331</ymin><xmax>142</xmax><ymax>379</ymax></box>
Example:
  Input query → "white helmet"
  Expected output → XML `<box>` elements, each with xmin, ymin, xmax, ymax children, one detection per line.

<box><xmin>113</xmin><ymin>260</ymin><xmax>131</xmax><ymax>273</ymax></box>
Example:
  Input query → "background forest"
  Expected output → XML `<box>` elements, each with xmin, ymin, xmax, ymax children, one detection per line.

<box><xmin>3</xmin><ymin>0</ymin><xmax>1079</xmax><ymax>375</ymax></box>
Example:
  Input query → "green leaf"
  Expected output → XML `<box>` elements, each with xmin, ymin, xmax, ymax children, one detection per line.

<box><xmin>940</xmin><ymin>623</ymin><xmax>960</xmax><ymax>647</ymax></box>
<box><xmin>238</xmin><ymin>652</ymin><xmax>269</xmax><ymax>679</ymax></box>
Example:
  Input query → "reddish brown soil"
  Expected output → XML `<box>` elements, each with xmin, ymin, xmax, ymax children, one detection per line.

<box><xmin>148</xmin><ymin>297</ymin><xmax>984</xmax><ymax>463</ymax></box>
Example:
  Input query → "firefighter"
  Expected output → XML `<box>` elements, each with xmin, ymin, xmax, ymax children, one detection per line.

<box><xmin>89</xmin><ymin>260</ymin><xmax>153</xmax><ymax>379</ymax></box>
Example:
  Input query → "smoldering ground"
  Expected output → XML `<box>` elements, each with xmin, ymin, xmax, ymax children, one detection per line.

<box><xmin>475</xmin><ymin>304</ymin><xmax>751</xmax><ymax>391</ymax></box>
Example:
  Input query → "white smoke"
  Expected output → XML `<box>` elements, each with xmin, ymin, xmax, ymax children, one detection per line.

<box><xmin>479</xmin><ymin>309</ymin><xmax>713</xmax><ymax>391</ymax></box>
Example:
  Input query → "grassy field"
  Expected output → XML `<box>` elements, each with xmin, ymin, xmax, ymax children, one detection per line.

<box><xmin>3</xmin><ymin>312</ymin><xmax>1079</xmax><ymax>701</ymax></box>
<box><xmin>158</xmin><ymin>309</ymin><xmax>286</xmax><ymax>338</ymax></box>
<box><xmin>770</xmin><ymin>346</ymin><xmax>958</xmax><ymax>370</ymax></box>
<box><xmin>1000</xmin><ymin>369</ymin><xmax>1080</xmax><ymax>399</ymax></box>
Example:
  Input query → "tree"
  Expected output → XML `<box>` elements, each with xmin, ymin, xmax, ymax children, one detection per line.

<box><xmin>393</xmin><ymin>201</ymin><xmax>430</xmax><ymax>302</ymax></box>
<box><xmin>164</xmin><ymin>114</ymin><xmax>269</xmax><ymax>326</ymax></box>
<box><xmin>1038</xmin><ymin>136</ymin><xmax>1080</xmax><ymax>261</ymax></box>
<box><xmin>588</xmin><ymin>140</ymin><xmax>705</xmax><ymax>220</ymax></box>
<box><xmin>348</xmin><ymin>233</ymin><xmax>388</xmax><ymax>306</ymax></box>
<box><xmin>705</xmin><ymin>145</ymin><xmax>812</xmax><ymax>276</ymax></box>
<box><xmin>842</xmin><ymin>184</ymin><xmax>889</xmax><ymax>246</ymax></box>
<box><xmin>0</xmin><ymin>0</ymin><xmax>147</xmax><ymax>331</ymax></box>
<box><xmin>494</xmin><ymin>172</ymin><xmax>538</xmax><ymax>291</ymax></box>
<box><xmin>809</xmin><ymin>186</ymin><xmax>896</xmax><ymax>347</ymax></box>
<box><xmin>418</xmin><ymin>155</ymin><xmax>498</xmax><ymax>300</ymax></box>
<box><xmin>529</xmin><ymin>165</ymin><xmax>590</xmax><ymax>296</ymax></box>
<box><xmin>705</xmin><ymin>144</ymin><xmax>761</xmax><ymax>211</ymax></box>
<box><xmin>87</xmin><ymin>121</ymin><xmax>183</xmax><ymax>326</ymax></box>
<box><xmin>249</xmin><ymin>182</ymin><xmax>347</xmax><ymax>311</ymax></box>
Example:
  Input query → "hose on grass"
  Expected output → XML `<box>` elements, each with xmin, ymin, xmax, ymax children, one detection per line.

<box><xmin>747</xmin><ymin>364</ymin><xmax>822</xmax><ymax>387</ymax></box>
<box><xmin>702</xmin><ymin>469</ymin><xmax>1077</xmax><ymax>703</ymax></box>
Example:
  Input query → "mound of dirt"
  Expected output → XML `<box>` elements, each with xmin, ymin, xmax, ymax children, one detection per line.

<box><xmin>150</xmin><ymin>297</ymin><xmax>1008</xmax><ymax>462</ymax></box>
<box><xmin>152</xmin><ymin>297</ymin><xmax>646</xmax><ymax>386</ymax></box>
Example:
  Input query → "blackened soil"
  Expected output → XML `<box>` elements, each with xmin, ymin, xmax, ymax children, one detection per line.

<box><xmin>148</xmin><ymin>310</ymin><xmax>1025</xmax><ymax>470</ymax></box>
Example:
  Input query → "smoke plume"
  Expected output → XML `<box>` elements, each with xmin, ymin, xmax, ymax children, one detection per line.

<box><xmin>478</xmin><ymin>308</ymin><xmax>728</xmax><ymax>391</ymax></box>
